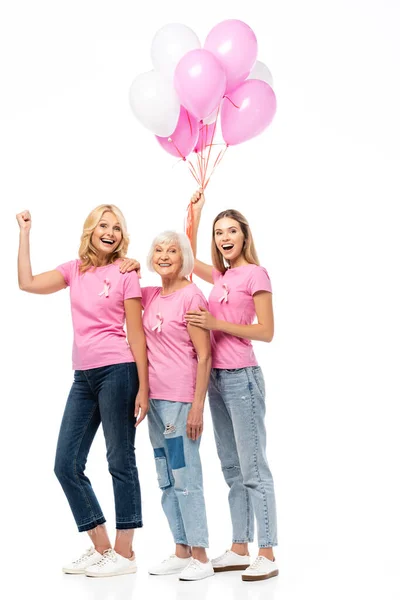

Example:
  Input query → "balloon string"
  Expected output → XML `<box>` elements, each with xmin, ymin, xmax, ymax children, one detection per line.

<box><xmin>224</xmin><ymin>95</ymin><xmax>240</xmax><ymax>109</ymax></box>
<box><xmin>168</xmin><ymin>137</ymin><xmax>186</xmax><ymax>161</ymax></box>
<box><xmin>204</xmin><ymin>145</ymin><xmax>228</xmax><ymax>189</ymax></box>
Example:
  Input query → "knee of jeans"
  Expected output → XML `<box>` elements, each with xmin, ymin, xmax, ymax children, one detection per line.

<box><xmin>54</xmin><ymin>455</ymin><xmax>75</xmax><ymax>481</ymax></box>
<box><xmin>221</xmin><ymin>464</ymin><xmax>241</xmax><ymax>482</ymax></box>
<box><xmin>154</xmin><ymin>448</ymin><xmax>172</xmax><ymax>490</ymax></box>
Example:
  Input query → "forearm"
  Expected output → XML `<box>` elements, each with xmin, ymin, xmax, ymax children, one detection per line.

<box><xmin>18</xmin><ymin>233</ymin><xmax>34</xmax><ymax>290</ymax></box>
<box><xmin>128</xmin><ymin>333</ymin><xmax>149</xmax><ymax>393</ymax></box>
<box><xmin>192</xmin><ymin>355</ymin><xmax>212</xmax><ymax>406</ymax></box>
<box><xmin>190</xmin><ymin>211</ymin><xmax>201</xmax><ymax>258</ymax></box>
<box><xmin>215</xmin><ymin>320</ymin><xmax>273</xmax><ymax>343</ymax></box>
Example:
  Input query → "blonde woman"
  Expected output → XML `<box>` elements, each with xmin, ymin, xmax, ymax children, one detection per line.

<box><xmin>16</xmin><ymin>206</ymin><xmax>148</xmax><ymax>578</ymax></box>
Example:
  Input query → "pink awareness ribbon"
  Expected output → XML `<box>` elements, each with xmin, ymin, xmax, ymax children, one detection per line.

<box><xmin>98</xmin><ymin>279</ymin><xmax>110</xmax><ymax>298</ymax></box>
<box><xmin>219</xmin><ymin>284</ymin><xmax>229</xmax><ymax>303</ymax></box>
<box><xmin>152</xmin><ymin>313</ymin><xmax>163</xmax><ymax>333</ymax></box>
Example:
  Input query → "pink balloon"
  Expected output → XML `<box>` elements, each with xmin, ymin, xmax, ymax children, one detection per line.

<box><xmin>156</xmin><ymin>106</ymin><xmax>199</xmax><ymax>158</ymax></box>
<box><xmin>194</xmin><ymin>121</ymin><xmax>217</xmax><ymax>153</ymax></box>
<box><xmin>204</xmin><ymin>19</ymin><xmax>258</xmax><ymax>93</ymax></box>
<box><xmin>221</xmin><ymin>80</ymin><xmax>276</xmax><ymax>146</ymax></box>
<box><xmin>174</xmin><ymin>49</ymin><xmax>226</xmax><ymax>121</ymax></box>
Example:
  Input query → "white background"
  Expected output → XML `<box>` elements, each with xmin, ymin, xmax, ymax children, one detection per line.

<box><xmin>1</xmin><ymin>1</ymin><xmax>399</xmax><ymax>599</ymax></box>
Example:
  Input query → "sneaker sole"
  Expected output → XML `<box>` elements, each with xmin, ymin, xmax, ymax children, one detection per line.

<box><xmin>85</xmin><ymin>567</ymin><xmax>137</xmax><ymax>578</ymax></box>
<box><xmin>213</xmin><ymin>564</ymin><xmax>251</xmax><ymax>572</ymax></box>
<box><xmin>242</xmin><ymin>569</ymin><xmax>279</xmax><ymax>582</ymax></box>
<box><xmin>62</xmin><ymin>569</ymin><xmax>86</xmax><ymax>575</ymax></box>
<box><xmin>179</xmin><ymin>573</ymin><xmax>214</xmax><ymax>581</ymax></box>
<box><xmin>149</xmin><ymin>569</ymin><xmax>186</xmax><ymax>576</ymax></box>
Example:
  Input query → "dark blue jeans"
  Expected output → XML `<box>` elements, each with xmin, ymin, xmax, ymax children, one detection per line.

<box><xmin>54</xmin><ymin>363</ymin><xmax>142</xmax><ymax>532</ymax></box>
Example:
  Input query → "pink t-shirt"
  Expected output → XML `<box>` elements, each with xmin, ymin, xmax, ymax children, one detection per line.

<box><xmin>56</xmin><ymin>260</ymin><xmax>142</xmax><ymax>370</ymax></box>
<box><xmin>141</xmin><ymin>283</ymin><xmax>208</xmax><ymax>403</ymax></box>
<box><xmin>209</xmin><ymin>264</ymin><xmax>272</xmax><ymax>369</ymax></box>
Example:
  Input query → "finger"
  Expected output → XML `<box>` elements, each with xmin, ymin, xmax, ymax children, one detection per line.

<box><xmin>134</xmin><ymin>401</ymin><xmax>139</xmax><ymax>417</ymax></box>
<box><xmin>138</xmin><ymin>269</ymin><xmax>142</xmax><ymax>279</ymax></box>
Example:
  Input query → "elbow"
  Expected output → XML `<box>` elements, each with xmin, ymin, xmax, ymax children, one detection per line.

<box><xmin>262</xmin><ymin>329</ymin><xmax>274</xmax><ymax>343</ymax></box>
<box><xmin>19</xmin><ymin>282</ymin><xmax>30</xmax><ymax>292</ymax></box>
<box><xmin>198</xmin><ymin>352</ymin><xmax>212</xmax><ymax>364</ymax></box>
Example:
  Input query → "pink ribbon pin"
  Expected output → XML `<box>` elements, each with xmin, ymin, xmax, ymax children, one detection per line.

<box><xmin>98</xmin><ymin>279</ymin><xmax>110</xmax><ymax>298</ymax></box>
<box><xmin>219</xmin><ymin>284</ymin><xmax>229</xmax><ymax>303</ymax></box>
<box><xmin>152</xmin><ymin>313</ymin><xmax>163</xmax><ymax>333</ymax></box>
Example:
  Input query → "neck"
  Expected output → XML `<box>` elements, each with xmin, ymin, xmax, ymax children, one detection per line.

<box><xmin>229</xmin><ymin>255</ymin><xmax>249</xmax><ymax>269</ymax></box>
<box><xmin>161</xmin><ymin>277</ymin><xmax>189</xmax><ymax>295</ymax></box>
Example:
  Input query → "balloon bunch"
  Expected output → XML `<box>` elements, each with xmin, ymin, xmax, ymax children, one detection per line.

<box><xmin>129</xmin><ymin>19</ymin><xmax>276</xmax><ymax>238</ymax></box>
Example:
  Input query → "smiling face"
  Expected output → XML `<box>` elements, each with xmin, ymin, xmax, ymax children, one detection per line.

<box><xmin>214</xmin><ymin>217</ymin><xmax>245</xmax><ymax>264</ymax></box>
<box><xmin>91</xmin><ymin>211</ymin><xmax>122</xmax><ymax>259</ymax></box>
<box><xmin>152</xmin><ymin>240</ymin><xmax>183</xmax><ymax>279</ymax></box>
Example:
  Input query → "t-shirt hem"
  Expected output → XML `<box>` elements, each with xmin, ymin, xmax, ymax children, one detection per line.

<box><xmin>149</xmin><ymin>394</ymin><xmax>194</xmax><ymax>403</ymax></box>
<box><xmin>73</xmin><ymin>358</ymin><xmax>135</xmax><ymax>371</ymax></box>
<box><xmin>212</xmin><ymin>361</ymin><xmax>259</xmax><ymax>369</ymax></box>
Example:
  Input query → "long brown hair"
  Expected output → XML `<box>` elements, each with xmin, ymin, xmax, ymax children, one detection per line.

<box><xmin>78</xmin><ymin>204</ymin><xmax>129</xmax><ymax>273</ymax></box>
<box><xmin>211</xmin><ymin>209</ymin><xmax>260</xmax><ymax>273</ymax></box>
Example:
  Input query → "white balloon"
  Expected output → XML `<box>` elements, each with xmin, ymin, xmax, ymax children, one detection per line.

<box><xmin>203</xmin><ymin>108</ymin><xmax>218</xmax><ymax>125</ymax></box>
<box><xmin>129</xmin><ymin>70</ymin><xmax>180</xmax><ymax>137</ymax></box>
<box><xmin>151</xmin><ymin>23</ymin><xmax>201</xmax><ymax>79</ymax></box>
<box><xmin>248</xmin><ymin>61</ymin><xmax>274</xmax><ymax>87</ymax></box>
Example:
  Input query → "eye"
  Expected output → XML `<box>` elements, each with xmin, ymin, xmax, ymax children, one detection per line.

<box><xmin>114</xmin><ymin>226</ymin><xmax>121</xmax><ymax>232</ymax></box>
<box><xmin>170</xmin><ymin>249</ymin><xmax>177</xmax><ymax>253</ymax></box>
<box><xmin>155</xmin><ymin>248</ymin><xmax>162</xmax><ymax>252</ymax></box>
<box><xmin>100</xmin><ymin>223</ymin><xmax>107</xmax><ymax>228</ymax></box>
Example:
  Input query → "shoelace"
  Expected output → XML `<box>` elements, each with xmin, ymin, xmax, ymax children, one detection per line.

<box><xmin>72</xmin><ymin>548</ymin><xmax>94</xmax><ymax>565</ymax></box>
<box><xmin>249</xmin><ymin>556</ymin><xmax>266</xmax><ymax>569</ymax></box>
<box><xmin>95</xmin><ymin>549</ymin><xmax>118</xmax><ymax>567</ymax></box>
<box><xmin>214</xmin><ymin>550</ymin><xmax>231</xmax><ymax>563</ymax></box>
<box><xmin>186</xmin><ymin>558</ymin><xmax>202</xmax><ymax>570</ymax></box>
<box><xmin>163</xmin><ymin>554</ymin><xmax>178</xmax><ymax>563</ymax></box>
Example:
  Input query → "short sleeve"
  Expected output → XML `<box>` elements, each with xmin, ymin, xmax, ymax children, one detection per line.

<box><xmin>212</xmin><ymin>268</ymin><xmax>223</xmax><ymax>283</ymax></box>
<box><xmin>123</xmin><ymin>271</ymin><xmax>142</xmax><ymax>300</ymax></box>
<box><xmin>186</xmin><ymin>290</ymin><xmax>209</xmax><ymax>312</ymax></box>
<box><xmin>140</xmin><ymin>286</ymin><xmax>159</xmax><ymax>310</ymax></box>
<box><xmin>56</xmin><ymin>260</ymin><xmax>75</xmax><ymax>286</ymax></box>
<box><xmin>247</xmin><ymin>266</ymin><xmax>272</xmax><ymax>295</ymax></box>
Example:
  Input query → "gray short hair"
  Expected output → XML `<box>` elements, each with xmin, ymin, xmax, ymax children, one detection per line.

<box><xmin>146</xmin><ymin>230</ymin><xmax>194</xmax><ymax>278</ymax></box>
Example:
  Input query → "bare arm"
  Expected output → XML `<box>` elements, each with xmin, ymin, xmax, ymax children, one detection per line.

<box><xmin>125</xmin><ymin>297</ymin><xmax>149</xmax><ymax>426</ymax></box>
<box><xmin>185</xmin><ymin>291</ymin><xmax>274</xmax><ymax>343</ymax></box>
<box><xmin>17</xmin><ymin>211</ymin><xmax>67</xmax><ymax>294</ymax></box>
<box><xmin>190</xmin><ymin>190</ymin><xmax>214</xmax><ymax>284</ymax></box>
<box><xmin>186</xmin><ymin>324</ymin><xmax>212</xmax><ymax>440</ymax></box>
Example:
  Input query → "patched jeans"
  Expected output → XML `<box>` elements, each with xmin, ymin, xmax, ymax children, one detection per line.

<box><xmin>208</xmin><ymin>366</ymin><xmax>278</xmax><ymax>547</ymax></box>
<box><xmin>54</xmin><ymin>363</ymin><xmax>142</xmax><ymax>532</ymax></box>
<box><xmin>148</xmin><ymin>399</ymin><xmax>209</xmax><ymax>548</ymax></box>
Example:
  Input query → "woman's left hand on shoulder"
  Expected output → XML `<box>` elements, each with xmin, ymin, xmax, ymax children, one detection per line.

<box><xmin>120</xmin><ymin>257</ymin><xmax>141</xmax><ymax>277</ymax></box>
<box><xmin>134</xmin><ymin>389</ymin><xmax>149</xmax><ymax>426</ymax></box>
<box><xmin>185</xmin><ymin>306</ymin><xmax>216</xmax><ymax>331</ymax></box>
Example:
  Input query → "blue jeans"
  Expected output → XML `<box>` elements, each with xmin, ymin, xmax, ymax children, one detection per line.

<box><xmin>208</xmin><ymin>367</ymin><xmax>278</xmax><ymax>547</ymax></box>
<box><xmin>147</xmin><ymin>400</ymin><xmax>209</xmax><ymax>548</ymax></box>
<box><xmin>54</xmin><ymin>363</ymin><xmax>142</xmax><ymax>532</ymax></box>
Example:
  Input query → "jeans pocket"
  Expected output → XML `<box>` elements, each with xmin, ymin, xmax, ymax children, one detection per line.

<box><xmin>252</xmin><ymin>367</ymin><xmax>266</xmax><ymax>398</ymax></box>
<box><xmin>225</xmin><ymin>368</ymin><xmax>245</xmax><ymax>373</ymax></box>
<box><xmin>154</xmin><ymin>454</ymin><xmax>171</xmax><ymax>490</ymax></box>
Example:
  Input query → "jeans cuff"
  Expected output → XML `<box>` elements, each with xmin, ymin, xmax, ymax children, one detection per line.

<box><xmin>116</xmin><ymin>520</ymin><xmax>143</xmax><ymax>530</ymax></box>
<box><xmin>77</xmin><ymin>516</ymin><xmax>106</xmax><ymax>533</ymax></box>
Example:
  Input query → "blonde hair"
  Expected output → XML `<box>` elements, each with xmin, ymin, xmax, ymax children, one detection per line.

<box><xmin>211</xmin><ymin>209</ymin><xmax>260</xmax><ymax>274</ymax></box>
<box><xmin>78</xmin><ymin>204</ymin><xmax>129</xmax><ymax>273</ymax></box>
<box><xmin>147</xmin><ymin>231</ymin><xmax>194</xmax><ymax>278</ymax></box>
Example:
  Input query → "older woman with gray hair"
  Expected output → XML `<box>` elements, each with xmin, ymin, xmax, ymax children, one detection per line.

<box><xmin>141</xmin><ymin>231</ymin><xmax>213</xmax><ymax>581</ymax></box>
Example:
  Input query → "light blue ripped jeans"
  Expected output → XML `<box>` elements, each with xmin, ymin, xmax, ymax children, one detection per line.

<box><xmin>147</xmin><ymin>399</ymin><xmax>209</xmax><ymax>548</ymax></box>
<box><xmin>208</xmin><ymin>366</ymin><xmax>278</xmax><ymax>548</ymax></box>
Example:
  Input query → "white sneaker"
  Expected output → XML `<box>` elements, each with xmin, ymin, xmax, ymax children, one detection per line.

<box><xmin>211</xmin><ymin>549</ymin><xmax>251</xmax><ymax>572</ymax></box>
<box><xmin>179</xmin><ymin>557</ymin><xmax>214</xmax><ymax>581</ymax></box>
<box><xmin>149</xmin><ymin>554</ymin><xmax>192</xmax><ymax>575</ymax></box>
<box><xmin>242</xmin><ymin>556</ymin><xmax>279</xmax><ymax>581</ymax></box>
<box><xmin>62</xmin><ymin>547</ymin><xmax>103</xmax><ymax>574</ymax></box>
<box><xmin>85</xmin><ymin>549</ymin><xmax>137</xmax><ymax>578</ymax></box>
